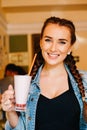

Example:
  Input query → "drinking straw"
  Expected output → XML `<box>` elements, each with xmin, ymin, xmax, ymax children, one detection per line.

<box><xmin>28</xmin><ymin>53</ymin><xmax>37</xmax><ymax>75</ymax></box>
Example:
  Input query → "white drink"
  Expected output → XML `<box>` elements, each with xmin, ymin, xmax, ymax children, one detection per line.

<box><xmin>14</xmin><ymin>75</ymin><xmax>31</xmax><ymax>111</ymax></box>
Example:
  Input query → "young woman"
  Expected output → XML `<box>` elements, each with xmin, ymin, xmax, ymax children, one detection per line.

<box><xmin>1</xmin><ymin>16</ymin><xmax>87</xmax><ymax>130</ymax></box>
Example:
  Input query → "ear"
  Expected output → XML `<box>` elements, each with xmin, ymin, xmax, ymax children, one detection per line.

<box><xmin>67</xmin><ymin>51</ymin><xmax>71</xmax><ymax>55</ymax></box>
<box><xmin>67</xmin><ymin>46</ymin><xmax>73</xmax><ymax>55</ymax></box>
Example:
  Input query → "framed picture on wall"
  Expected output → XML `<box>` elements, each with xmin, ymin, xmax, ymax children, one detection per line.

<box><xmin>32</xmin><ymin>34</ymin><xmax>40</xmax><ymax>54</ymax></box>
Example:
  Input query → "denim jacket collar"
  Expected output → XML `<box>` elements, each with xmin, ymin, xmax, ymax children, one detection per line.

<box><xmin>31</xmin><ymin>65</ymin><xmax>43</xmax><ymax>86</ymax></box>
<box><xmin>32</xmin><ymin>64</ymin><xmax>77</xmax><ymax>86</ymax></box>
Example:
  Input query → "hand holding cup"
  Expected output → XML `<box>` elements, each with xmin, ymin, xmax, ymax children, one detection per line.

<box><xmin>1</xmin><ymin>85</ymin><xmax>15</xmax><ymax>111</ymax></box>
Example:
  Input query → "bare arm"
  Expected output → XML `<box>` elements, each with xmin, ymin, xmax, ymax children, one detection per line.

<box><xmin>6</xmin><ymin>111</ymin><xmax>19</xmax><ymax>128</ymax></box>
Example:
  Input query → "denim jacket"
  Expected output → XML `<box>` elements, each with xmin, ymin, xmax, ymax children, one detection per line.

<box><xmin>5</xmin><ymin>65</ymin><xmax>87</xmax><ymax>130</ymax></box>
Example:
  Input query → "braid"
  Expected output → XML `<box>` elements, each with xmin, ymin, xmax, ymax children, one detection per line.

<box><xmin>65</xmin><ymin>53</ymin><xmax>85</xmax><ymax>97</ymax></box>
<box><xmin>65</xmin><ymin>54</ymin><xmax>87</xmax><ymax>122</ymax></box>
<box><xmin>30</xmin><ymin>50</ymin><xmax>44</xmax><ymax>79</ymax></box>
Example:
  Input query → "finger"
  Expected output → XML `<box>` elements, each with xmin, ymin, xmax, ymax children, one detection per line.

<box><xmin>8</xmin><ymin>84</ymin><xmax>14</xmax><ymax>91</ymax></box>
<box><xmin>1</xmin><ymin>99</ymin><xmax>15</xmax><ymax>111</ymax></box>
<box><xmin>2</xmin><ymin>85</ymin><xmax>14</xmax><ymax>99</ymax></box>
<box><xmin>1</xmin><ymin>93</ymin><xmax>14</xmax><ymax>103</ymax></box>
<box><xmin>6</xmin><ymin>84</ymin><xmax>14</xmax><ymax>95</ymax></box>
<box><xmin>2</xmin><ymin>103</ymin><xmax>15</xmax><ymax>111</ymax></box>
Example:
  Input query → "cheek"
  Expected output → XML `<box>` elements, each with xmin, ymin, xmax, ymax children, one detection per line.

<box><xmin>59</xmin><ymin>46</ymin><xmax>71</xmax><ymax>54</ymax></box>
<box><xmin>40</xmin><ymin>42</ymin><xmax>50</xmax><ymax>51</ymax></box>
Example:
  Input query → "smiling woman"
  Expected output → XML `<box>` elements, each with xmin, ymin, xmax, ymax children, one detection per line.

<box><xmin>1</xmin><ymin>16</ymin><xmax>87</xmax><ymax>130</ymax></box>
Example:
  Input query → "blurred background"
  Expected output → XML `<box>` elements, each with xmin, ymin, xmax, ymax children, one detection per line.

<box><xmin>0</xmin><ymin>0</ymin><xmax>87</xmax><ymax>78</ymax></box>
<box><xmin>0</xmin><ymin>0</ymin><xmax>87</xmax><ymax>129</ymax></box>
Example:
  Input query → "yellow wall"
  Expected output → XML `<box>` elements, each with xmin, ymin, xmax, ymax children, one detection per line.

<box><xmin>73</xmin><ymin>31</ymin><xmax>87</xmax><ymax>71</ymax></box>
<box><xmin>0</xmin><ymin>1</ymin><xmax>9</xmax><ymax>78</ymax></box>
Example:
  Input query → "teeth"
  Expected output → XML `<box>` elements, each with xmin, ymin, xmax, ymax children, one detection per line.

<box><xmin>49</xmin><ymin>53</ymin><xmax>59</xmax><ymax>56</ymax></box>
<box><xmin>48</xmin><ymin>53</ymin><xmax>60</xmax><ymax>57</ymax></box>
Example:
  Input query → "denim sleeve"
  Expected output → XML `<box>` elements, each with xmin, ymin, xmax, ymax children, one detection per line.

<box><xmin>5</xmin><ymin>116</ymin><xmax>26</xmax><ymax>130</ymax></box>
<box><xmin>80</xmin><ymin>117</ymin><xmax>87</xmax><ymax>130</ymax></box>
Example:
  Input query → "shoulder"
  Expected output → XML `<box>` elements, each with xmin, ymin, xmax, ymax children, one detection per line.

<box><xmin>79</xmin><ymin>69</ymin><xmax>87</xmax><ymax>74</ymax></box>
<box><xmin>79</xmin><ymin>70</ymin><xmax>87</xmax><ymax>89</ymax></box>
<box><xmin>79</xmin><ymin>70</ymin><xmax>87</xmax><ymax>79</ymax></box>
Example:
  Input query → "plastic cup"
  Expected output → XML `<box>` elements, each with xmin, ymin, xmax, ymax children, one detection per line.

<box><xmin>14</xmin><ymin>75</ymin><xmax>31</xmax><ymax>111</ymax></box>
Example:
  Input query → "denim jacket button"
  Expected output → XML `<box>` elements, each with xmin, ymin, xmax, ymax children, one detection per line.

<box><xmin>28</xmin><ymin>116</ymin><xmax>31</xmax><ymax>120</ymax></box>
<box><xmin>31</xmin><ymin>98</ymin><xmax>34</xmax><ymax>101</ymax></box>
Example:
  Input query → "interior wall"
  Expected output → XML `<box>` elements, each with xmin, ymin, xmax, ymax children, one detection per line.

<box><xmin>0</xmin><ymin>30</ymin><xmax>9</xmax><ymax>78</ymax></box>
<box><xmin>73</xmin><ymin>31</ymin><xmax>87</xmax><ymax>71</ymax></box>
<box><xmin>5</xmin><ymin>10</ymin><xmax>87</xmax><ymax>24</ymax></box>
<box><xmin>0</xmin><ymin>2</ymin><xmax>9</xmax><ymax>78</ymax></box>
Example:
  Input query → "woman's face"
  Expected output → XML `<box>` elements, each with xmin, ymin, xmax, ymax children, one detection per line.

<box><xmin>40</xmin><ymin>23</ymin><xmax>72</xmax><ymax>66</ymax></box>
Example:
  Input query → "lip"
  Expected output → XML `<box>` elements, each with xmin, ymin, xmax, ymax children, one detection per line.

<box><xmin>47</xmin><ymin>52</ymin><xmax>60</xmax><ymax>58</ymax></box>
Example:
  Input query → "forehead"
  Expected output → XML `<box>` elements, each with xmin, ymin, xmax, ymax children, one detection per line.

<box><xmin>43</xmin><ymin>23</ymin><xmax>71</xmax><ymax>38</ymax></box>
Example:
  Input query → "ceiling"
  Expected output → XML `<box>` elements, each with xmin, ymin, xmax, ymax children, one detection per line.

<box><xmin>0</xmin><ymin>0</ymin><xmax>87</xmax><ymax>34</ymax></box>
<box><xmin>1</xmin><ymin>0</ymin><xmax>87</xmax><ymax>13</ymax></box>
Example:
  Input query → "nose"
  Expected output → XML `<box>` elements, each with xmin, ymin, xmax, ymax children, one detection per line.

<box><xmin>50</xmin><ymin>42</ymin><xmax>57</xmax><ymax>51</ymax></box>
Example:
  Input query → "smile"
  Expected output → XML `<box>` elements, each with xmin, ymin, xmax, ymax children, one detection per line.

<box><xmin>48</xmin><ymin>53</ymin><xmax>60</xmax><ymax>58</ymax></box>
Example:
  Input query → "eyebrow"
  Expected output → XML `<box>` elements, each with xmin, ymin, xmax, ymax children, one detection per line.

<box><xmin>58</xmin><ymin>39</ymin><xmax>68</xmax><ymax>42</ymax></box>
<box><xmin>44</xmin><ymin>36</ymin><xmax>52</xmax><ymax>39</ymax></box>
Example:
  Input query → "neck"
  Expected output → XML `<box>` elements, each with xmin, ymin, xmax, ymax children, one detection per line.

<box><xmin>42</xmin><ymin>63</ymin><xmax>67</xmax><ymax>77</ymax></box>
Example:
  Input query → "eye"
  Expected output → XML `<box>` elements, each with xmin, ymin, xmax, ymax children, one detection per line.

<box><xmin>59</xmin><ymin>41</ymin><xmax>66</xmax><ymax>44</ymax></box>
<box><xmin>45</xmin><ymin>38</ymin><xmax>51</xmax><ymax>42</ymax></box>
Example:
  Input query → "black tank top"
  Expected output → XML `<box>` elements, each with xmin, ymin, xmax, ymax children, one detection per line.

<box><xmin>35</xmin><ymin>77</ymin><xmax>80</xmax><ymax>130</ymax></box>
